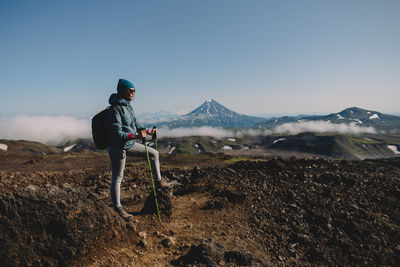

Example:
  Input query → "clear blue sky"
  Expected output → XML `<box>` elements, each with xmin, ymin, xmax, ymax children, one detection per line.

<box><xmin>1</xmin><ymin>0</ymin><xmax>399</xmax><ymax>117</ymax></box>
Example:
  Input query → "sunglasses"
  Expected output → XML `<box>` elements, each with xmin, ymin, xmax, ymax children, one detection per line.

<box><xmin>126</xmin><ymin>88</ymin><xmax>135</xmax><ymax>94</ymax></box>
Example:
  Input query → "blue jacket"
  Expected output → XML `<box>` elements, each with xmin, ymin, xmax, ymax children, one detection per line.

<box><xmin>106</xmin><ymin>93</ymin><xmax>143</xmax><ymax>150</ymax></box>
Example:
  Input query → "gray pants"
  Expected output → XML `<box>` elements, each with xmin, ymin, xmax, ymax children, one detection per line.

<box><xmin>108</xmin><ymin>142</ymin><xmax>161</xmax><ymax>208</ymax></box>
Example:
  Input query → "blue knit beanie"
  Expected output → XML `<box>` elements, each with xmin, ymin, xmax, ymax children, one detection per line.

<box><xmin>117</xmin><ymin>78</ymin><xmax>135</xmax><ymax>95</ymax></box>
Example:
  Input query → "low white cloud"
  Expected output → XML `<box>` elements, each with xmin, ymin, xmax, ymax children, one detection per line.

<box><xmin>137</xmin><ymin>111</ymin><xmax>179</xmax><ymax>124</ymax></box>
<box><xmin>157</xmin><ymin>121</ymin><xmax>378</xmax><ymax>138</ymax></box>
<box><xmin>0</xmin><ymin>115</ymin><xmax>91</xmax><ymax>145</ymax></box>
<box><xmin>0</xmin><ymin>115</ymin><xmax>380</xmax><ymax>146</ymax></box>
<box><xmin>158</xmin><ymin>126</ymin><xmax>232</xmax><ymax>138</ymax></box>
<box><xmin>158</xmin><ymin>126</ymin><xmax>271</xmax><ymax>138</ymax></box>
<box><xmin>274</xmin><ymin>120</ymin><xmax>377</xmax><ymax>134</ymax></box>
<box><xmin>390</xmin><ymin>129</ymin><xmax>400</xmax><ymax>134</ymax></box>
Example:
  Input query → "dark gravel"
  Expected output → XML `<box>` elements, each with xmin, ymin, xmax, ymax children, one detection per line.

<box><xmin>191</xmin><ymin>157</ymin><xmax>400</xmax><ymax>265</ymax></box>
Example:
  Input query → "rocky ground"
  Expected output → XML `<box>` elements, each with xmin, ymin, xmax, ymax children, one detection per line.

<box><xmin>0</xmin><ymin>152</ymin><xmax>399</xmax><ymax>266</ymax></box>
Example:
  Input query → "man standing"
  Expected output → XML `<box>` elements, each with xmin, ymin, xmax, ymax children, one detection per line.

<box><xmin>106</xmin><ymin>78</ymin><xmax>169</xmax><ymax>221</ymax></box>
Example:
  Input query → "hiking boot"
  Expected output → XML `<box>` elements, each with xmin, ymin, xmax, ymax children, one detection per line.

<box><xmin>115</xmin><ymin>207</ymin><xmax>133</xmax><ymax>221</ymax></box>
<box><xmin>156</xmin><ymin>179</ymin><xmax>172</xmax><ymax>189</ymax></box>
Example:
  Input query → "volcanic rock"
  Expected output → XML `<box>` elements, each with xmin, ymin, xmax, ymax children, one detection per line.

<box><xmin>141</xmin><ymin>188</ymin><xmax>173</xmax><ymax>216</ymax></box>
<box><xmin>224</xmin><ymin>250</ymin><xmax>254</xmax><ymax>265</ymax></box>
<box><xmin>171</xmin><ymin>239</ymin><xmax>224</xmax><ymax>266</ymax></box>
<box><xmin>0</xmin><ymin>183</ymin><xmax>126</xmax><ymax>266</ymax></box>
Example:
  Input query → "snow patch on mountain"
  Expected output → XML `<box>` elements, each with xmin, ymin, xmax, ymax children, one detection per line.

<box><xmin>168</xmin><ymin>147</ymin><xmax>176</xmax><ymax>154</ymax></box>
<box><xmin>273</xmin><ymin>138</ymin><xmax>286</xmax><ymax>144</ymax></box>
<box><xmin>387</xmin><ymin>145</ymin><xmax>400</xmax><ymax>155</ymax></box>
<box><xmin>369</xmin><ymin>114</ymin><xmax>380</xmax><ymax>119</ymax></box>
<box><xmin>64</xmin><ymin>144</ymin><xmax>76</xmax><ymax>152</ymax></box>
<box><xmin>0</xmin><ymin>143</ymin><xmax>8</xmax><ymax>151</ymax></box>
<box><xmin>337</xmin><ymin>114</ymin><xmax>345</xmax><ymax>119</ymax></box>
<box><xmin>351</xmin><ymin>118</ymin><xmax>363</xmax><ymax>124</ymax></box>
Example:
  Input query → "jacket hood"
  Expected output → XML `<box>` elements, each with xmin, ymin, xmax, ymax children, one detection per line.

<box><xmin>109</xmin><ymin>93</ymin><xmax>130</xmax><ymax>106</ymax></box>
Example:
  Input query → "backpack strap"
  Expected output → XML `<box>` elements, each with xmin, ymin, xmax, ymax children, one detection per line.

<box><xmin>110</xmin><ymin>104</ymin><xmax>123</xmax><ymax>118</ymax></box>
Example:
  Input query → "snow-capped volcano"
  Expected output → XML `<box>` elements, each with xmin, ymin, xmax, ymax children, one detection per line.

<box><xmin>183</xmin><ymin>99</ymin><xmax>238</xmax><ymax>118</ymax></box>
<box><xmin>160</xmin><ymin>99</ymin><xmax>264</xmax><ymax>128</ymax></box>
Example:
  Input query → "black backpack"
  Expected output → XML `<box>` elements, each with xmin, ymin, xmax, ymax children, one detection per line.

<box><xmin>91</xmin><ymin>105</ymin><xmax>122</xmax><ymax>149</ymax></box>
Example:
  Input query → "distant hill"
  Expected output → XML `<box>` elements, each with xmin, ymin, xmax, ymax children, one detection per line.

<box><xmin>154</xmin><ymin>133</ymin><xmax>400</xmax><ymax>160</ymax></box>
<box><xmin>256</xmin><ymin>107</ymin><xmax>400</xmax><ymax>133</ymax></box>
<box><xmin>157</xmin><ymin>99</ymin><xmax>265</xmax><ymax>128</ymax></box>
<box><xmin>0</xmin><ymin>139</ymin><xmax>98</xmax><ymax>155</ymax></box>
<box><xmin>2</xmin><ymin>132</ymin><xmax>400</xmax><ymax>161</ymax></box>
<box><xmin>0</xmin><ymin>140</ymin><xmax>62</xmax><ymax>155</ymax></box>
<box><xmin>260</xmin><ymin>133</ymin><xmax>400</xmax><ymax>160</ymax></box>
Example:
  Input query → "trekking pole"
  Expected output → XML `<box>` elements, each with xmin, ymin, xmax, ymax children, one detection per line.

<box><xmin>152</xmin><ymin>126</ymin><xmax>158</xmax><ymax>151</ymax></box>
<box><xmin>142</xmin><ymin>134</ymin><xmax>162</xmax><ymax>225</ymax></box>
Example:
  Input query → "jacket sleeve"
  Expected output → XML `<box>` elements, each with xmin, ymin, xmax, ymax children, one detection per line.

<box><xmin>107</xmin><ymin>108</ymin><xmax>130</xmax><ymax>140</ymax></box>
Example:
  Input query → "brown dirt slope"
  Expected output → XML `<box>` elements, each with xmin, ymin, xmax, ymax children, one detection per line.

<box><xmin>0</xmin><ymin>153</ymin><xmax>399</xmax><ymax>266</ymax></box>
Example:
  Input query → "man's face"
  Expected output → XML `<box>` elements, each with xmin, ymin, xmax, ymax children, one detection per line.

<box><xmin>123</xmin><ymin>88</ymin><xmax>135</xmax><ymax>101</ymax></box>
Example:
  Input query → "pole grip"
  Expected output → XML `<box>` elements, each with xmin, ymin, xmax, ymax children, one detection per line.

<box><xmin>138</xmin><ymin>127</ymin><xmax>146</xmax><ymax>144</ymax></box>
<box><xmin>152</xmin><ymin>126</ymin><xmax>157</xmax><ymax>140</ymax></box>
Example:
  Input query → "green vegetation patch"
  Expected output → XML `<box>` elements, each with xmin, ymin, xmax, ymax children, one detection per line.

<box><xmin>224</xmin><ymin>157</ymin><xmax>269</xmax><ymax>165</ymax></box>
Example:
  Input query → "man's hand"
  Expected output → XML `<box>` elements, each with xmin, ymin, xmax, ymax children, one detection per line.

<box><xmin>138</xmin><ymin>129</ymin><xmax>146</xmax><ymax>139</ymax></box>
<box><xmin>146</xmin><ymin>128</ymin><xmax>157</xmax><ymax>136</ymax></box>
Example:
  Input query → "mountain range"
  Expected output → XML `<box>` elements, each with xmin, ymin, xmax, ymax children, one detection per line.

<box><xmin>153</xmin><ymin>100</ymin><xmax>400</xmax><ymax>133</ymax></box>
<box><xmin>2</xmin><ymin>99</ymin><xmax>400</xmax><ymax>159</ymax></box>
<box><xmin>256</xmin><ymin>107</ymin><xmax>400</xmax><ymax>132</ymax></box>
